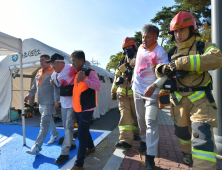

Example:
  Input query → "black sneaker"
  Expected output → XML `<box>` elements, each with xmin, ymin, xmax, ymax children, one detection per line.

<box><xmin>58</xmin><ymin>136</ymin><xmax>64</xmax><ymax>145</ymax></box>
<box><xmin>145</xmin><ymin>155</ymin><xmax>155</xmax><ymax>170</ymax></box>
<box><xmin>55</xmin><ymin>155</ymin><xmax>69</xmax><ymax>164</ymax></box>
<box><xmin>70</xmin><ymin>144</ymin><xmax>76</xmax><ymax>150</ymax></box>
<box><xmin>138</xmin><ymin>141</ymin><xmax>146</xmax><ymax>152</ymax></box>
<box><xmin>115</xmin><ymin>141</ymin><xmax>132</xmax><ymax>148</ymax></box>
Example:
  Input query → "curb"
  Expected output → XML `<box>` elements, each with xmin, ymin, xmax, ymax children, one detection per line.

<box><xmin>102</xmin><ymin>147</ymin><xmax>127</xmax><ymax>170</ymax></box>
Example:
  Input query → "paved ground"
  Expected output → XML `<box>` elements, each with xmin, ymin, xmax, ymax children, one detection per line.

<box><xmin>118</xmin><ymin>107</ymin><xmax>222</xmax><ymax>170</ymax></box>
<box><xmin>5</xmin><ymin>106</ymin><xmax>222</xmax><ymax>169</ymax></box>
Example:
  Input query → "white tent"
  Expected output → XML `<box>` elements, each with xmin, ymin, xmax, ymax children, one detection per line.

<box><xmin>0</xmin><ymin>38</ymin><xmax>117</xmax><ymax>122</ymax></box>
<box><xmin>0</xmin><ymin>31</ymin><xmax>26</xmax><ymax>145</ymax></box>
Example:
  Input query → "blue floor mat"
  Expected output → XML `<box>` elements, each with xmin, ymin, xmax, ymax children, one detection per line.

<box><xmin>0</xmin><ymin>124</ymin><xmax>103</xmax><ymax>170</ymax></box>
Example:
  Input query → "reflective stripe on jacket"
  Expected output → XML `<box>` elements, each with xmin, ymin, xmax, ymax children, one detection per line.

<box><xmin>111</xmin><ymin>54</ymin><xmax>136</xmax><ymax>98</ymax></box>
<box><xmin>157</xmin><ymin>35</ymin><xmax>222</xmax><ymax>105</ymax></box>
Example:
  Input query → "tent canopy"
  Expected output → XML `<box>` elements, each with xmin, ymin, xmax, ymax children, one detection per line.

<box><xmin>0</xmin><ymin>32</ymin><xmax>22</xmax><ymax>56</ymax></box>
<box><xmin>0</xmin><ymin>32</ymin><xmax>23</xmax><ymax>122</ymax></box>
<box><xmin>0</xmin><ymin>37</ymin><xmax>117</xmax><ymax>122</ymax></box>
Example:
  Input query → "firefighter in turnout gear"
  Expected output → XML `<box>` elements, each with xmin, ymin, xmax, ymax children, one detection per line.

<box><xmin>111</xmin><ymin>37</ymin><xmax>139</xmax><ymax>148</ymax></box>
<box><xmin>155</xmin><ymin>11</ymin><xmax>222</xmax><ymax>170</ymax></box>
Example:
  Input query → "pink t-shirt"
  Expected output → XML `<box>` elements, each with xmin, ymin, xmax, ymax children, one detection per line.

<box><xmin>133</xmin><ymin>44</ymin><xmax>168</xmax><ymax>95</ymax></box>
<box><xmin>52</xmin><ymin>64</ymin><xmax>76</xmax><ymax>108</ymax></box>
<box><xmin>82</xmin><ymin>70</ymin><xmax>101</xmax><ymax>112</ymax></box>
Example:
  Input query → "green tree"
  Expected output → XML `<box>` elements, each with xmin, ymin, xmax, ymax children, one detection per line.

<box><xmin>106</xmin><ymin>52</ymin><xmax>124</xmax><ymax>73</ymax></box>
<box><xmin>196</xmin><ymin>23</ymin><xmax>211</xmax><ymax>42</ymax></box>
<box><xmin>133</xmin><ymin>31</ymin><xmax>142</xmax><ymax>48</ymax></box>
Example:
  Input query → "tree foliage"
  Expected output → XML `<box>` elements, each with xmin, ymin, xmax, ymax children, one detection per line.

<box><xmin>133</xmin><ymin>31</ymin><xmax>142</xmax><ymax>48</ymax></box>
<box><xmin>196</xmin><ymin>23</ymin><xmax>211</xmax><ymax>42</ymax></box>
<box><xmin>106</xmin><ymin>52</ymin><xmax>124</xmax><ymax>73</ymax></box>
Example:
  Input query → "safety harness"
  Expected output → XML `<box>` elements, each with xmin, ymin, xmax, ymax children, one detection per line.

<box><xmin>164</xmin><ymin>41</ymin><xmax>215</xmax><ymax>104</ymax></box>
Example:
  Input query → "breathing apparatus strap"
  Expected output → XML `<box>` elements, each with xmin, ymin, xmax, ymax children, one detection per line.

<box><xmin>167</xmin><ymin>41</ymin><xmax>214</xmax><ymax>104</ymax></box>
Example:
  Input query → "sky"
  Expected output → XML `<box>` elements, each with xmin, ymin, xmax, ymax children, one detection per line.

<box><xmin>0</xmin><ymin>0</ymin><xmax>176</xmax><ymax>70</ymax></box>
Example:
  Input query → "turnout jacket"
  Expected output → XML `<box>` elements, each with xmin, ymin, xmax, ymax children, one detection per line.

<box><xmin>111</xmin><ymin>54</ymin><xmax>136</xmax><ymax>98</ymax></box>
<box><xmin>156</xmin><ymin>35</ymin><xmax>222</xmax><ymax>106</ymax></box>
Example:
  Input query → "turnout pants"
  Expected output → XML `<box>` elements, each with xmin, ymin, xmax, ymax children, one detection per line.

<box><xmin>171</xmin><ymin>96</ymin><xmax>218</xmax><ymax>170</ymax></box>
<box><xmin>61</xmin><ymin>107</ymin><xmax>76</xmax><ymax>155</ymax></box>
<box><xmin>36</xmin><ymin>104</ymin><xmax>59</xmax><ymax>148</ymax></box>
<box><xmin>134</xmin><ymin>92</ymin><xmax>159</xmax><ymax>156</ymax></box>
<box><xmin>118</xmin><ymin>96</ymin><xmax>139</xmax><ymax>145</ymax></box>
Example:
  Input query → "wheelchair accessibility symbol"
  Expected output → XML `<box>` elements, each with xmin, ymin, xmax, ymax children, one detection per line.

<box><xmin>12</xmin><ymin>54</ymin><xmax>19</xmax><ymax>62</ymax></box>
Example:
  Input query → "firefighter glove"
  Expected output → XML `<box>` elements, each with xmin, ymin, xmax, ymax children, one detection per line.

<box><xmin>163</xmin><ymin>64</ymin><xmax>171</xmax><ymax>75</ymax></box>
<box><xmin>119</xmin><ymin>64</ymin><xmax>127</xmax><ymax>73</ymax></box>
<box><xmin>169</xmin><ymin>60</ymin><xmax>176</xmax><ymax>71</ymax></box>
<box><xmin>111</xmin><ymin>93</ymin><xmax>117</xmax><ymax>100</ymax></box>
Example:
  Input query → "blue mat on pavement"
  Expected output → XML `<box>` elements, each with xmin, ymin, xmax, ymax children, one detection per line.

<box><xmin>0</xmin><ymin>124</ymin><xmax>103</xmax><ymax>170</ymax></box>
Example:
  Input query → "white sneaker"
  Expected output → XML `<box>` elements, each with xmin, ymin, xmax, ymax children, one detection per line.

<box><xmin>47</xmin><ymin>135</ymin><xmax>59</xmax><ymax>144</ymax></box>
<box><xmin>26</xmin><ymin>144</ymin><xmax>40</xmax><ymax>155</ymax></box>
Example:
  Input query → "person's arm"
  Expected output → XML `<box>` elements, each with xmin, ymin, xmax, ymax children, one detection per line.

<box><xmin>84</xmin><ymin>71</ymin><xmax>101</xmax><ymax>91</ymax></box>
<box><xmin>175</xmin><ymin>42</ymin><xmax>222</xmax><ymax>71</ymax></box>
<box><xmin>144</xmin><ymin>75</ymin><xmax>168</xmax><ymax>97</ymax></box>
<box><xmin>53</xmin><ymin>85</ymin><xmax>60</xmax><ymax>103</ymax></box>
<box><xmin>24</xmin><ymin>77</ymin><xmax>37</xmax><ymax>102</ymax></box>
<box><xmin>28</xmin><ymin>77</ymin><xmax>37</xmax><ymax>97</ymax></box>
<box><xmin>53</xmin><ymin>85</ymin><xmax>60</xmax><ymax>110</ymax></box>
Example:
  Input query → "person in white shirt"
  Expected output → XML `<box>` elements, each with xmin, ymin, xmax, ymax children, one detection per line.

<box><xmin>47</xmin><ymin>53</ymin><xmax>77</xmax><ymax>164</ymax></box>
<box><xmin>132</xmin><ymin>24</ymin><xmax>168</xmax><ymax>170</ymax></box>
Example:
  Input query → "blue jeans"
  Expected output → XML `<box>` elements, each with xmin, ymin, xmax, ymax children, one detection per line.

<box><xmin>74</xmin><ymin>110</ymin><xmax>94</xmax><ymax>167</ymax></box>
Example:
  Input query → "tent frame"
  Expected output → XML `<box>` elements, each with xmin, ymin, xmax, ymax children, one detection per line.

<box><xmin>0</xmin><ymin>32</ymin><xmax>26</xmax><ymax>145</ymax></box>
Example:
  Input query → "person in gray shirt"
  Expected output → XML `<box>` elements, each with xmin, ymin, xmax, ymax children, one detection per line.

<box><xmin>25</xmin><ymin>54</ymin><xmax>59</xmax><ymax>155</ymax></box>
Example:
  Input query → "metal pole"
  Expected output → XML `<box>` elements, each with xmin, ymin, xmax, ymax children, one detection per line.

<box><xmin>212</xmin><ymin>0</ymin><xmax>222</xmax><ymax>156</ymax></box>
<box><xmin>19</xmin><ymin>53</ymin><xmax>26</xmax><ymax>146</ymax></box>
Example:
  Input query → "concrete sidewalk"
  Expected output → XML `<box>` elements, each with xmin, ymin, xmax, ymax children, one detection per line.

<box><xmin>103</xmin><ymin>107</ymin><xmax>222</xmax><ymax>170</ymax></box>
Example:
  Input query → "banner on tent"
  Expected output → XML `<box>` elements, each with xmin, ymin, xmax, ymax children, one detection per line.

<box><xmin>23</xmin><ymin>49</ymin><xmax>41</xmax><ymax>58</ymax></box>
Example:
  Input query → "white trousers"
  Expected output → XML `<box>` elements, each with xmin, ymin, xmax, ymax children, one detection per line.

<box><xmin>61</xmin><ymin>107</ymin><xmax>76</xmax><ymax>155</ymax></box>
<box><xmin>134</xmin><ymin>92</ymin><xmax>159</xmax><ymax>156</ymax></box>
<box><xmin>36</xmin><ymin>104</ymin><xmax>59</xmax><ymax>148</ymax></box>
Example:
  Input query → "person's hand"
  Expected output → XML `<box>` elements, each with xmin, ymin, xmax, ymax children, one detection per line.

<box><xmin>163</xmin><ymin>64</ymin><xmax>172</xmax><ymax>75</ymax></box>
<box><xmin>24</xmin><ymin>95</ymin><xmax>30</xmax><ymax>103</ymax></box>
<box><xmin>144</xmin><ymin>85</ymin><xmax>156</xmax><ymax>97</ymax></box>
<box><xmin>54</xmin><ymin>102</ymin><xmax>59</xmax><ymax>110</ymax></box>
<box><xmin>111</xmin><ymin>93</ymin><xmax>117</xmax><ymax>100</ymax></box>
<box><xmin>169</xmin><ymin>60</ymin><xmax>176</xmax><ymax>71</ymax></box>
<box><xmin>50</xmin><ymin>79</ymin><xmax>55</xmax><ymax>85</ymax></box>
<box><xmin>77</xmin><ymin>71</ymin><xmax>86</xmax><ymax>83</ymax></box>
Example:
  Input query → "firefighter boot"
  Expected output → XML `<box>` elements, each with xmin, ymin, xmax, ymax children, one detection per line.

<box><xmin>182</xmin><ymin>152</ymin><xmax>192</xmax><ymax>165</ymax></box>
<box><xmin>145</xmin><ymin>155</ymin><xmax>155</xmax><ymax>170</ymax></box>
<box><xmin>115</xmin><ymin>141</ymin><xmax>132</xmax><ymax>148</ymax></box>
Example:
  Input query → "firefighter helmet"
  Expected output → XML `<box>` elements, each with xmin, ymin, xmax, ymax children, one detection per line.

<box><xmin>122</xmin><ymin>37</ymin><xmax>137</xmax><ymax>50</ymax></box>
<box><xmin>169</xmin><ymin>11</ymin><xmax>197</xmax><ymax>33</ymax></box>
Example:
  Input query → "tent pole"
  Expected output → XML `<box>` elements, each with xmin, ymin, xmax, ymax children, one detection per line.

<box><xmin>19</xmin><ymin>53</ymin><xmax>26</xmax><ymax>146</ymax></box>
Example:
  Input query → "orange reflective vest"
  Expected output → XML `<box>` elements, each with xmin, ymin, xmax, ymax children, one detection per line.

<box><xmin>72</xmin><ymin>69</ymin><xmax>97</xmax><ymax>112</ymax></box>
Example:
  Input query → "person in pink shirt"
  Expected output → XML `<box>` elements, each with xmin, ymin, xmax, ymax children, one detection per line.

<box><xmin>70</xmin><ymin>50</ymin><xmax>101</xmax><ymax>170</ymax></box>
